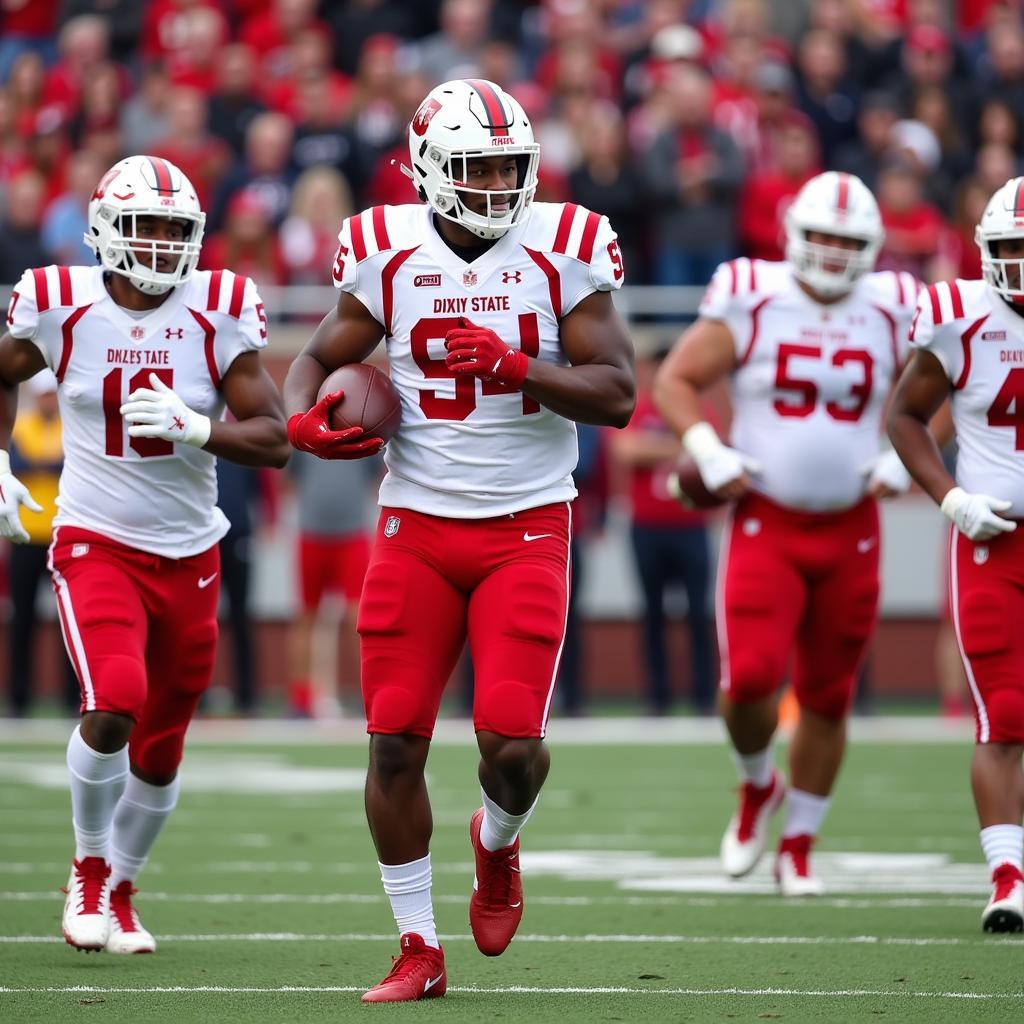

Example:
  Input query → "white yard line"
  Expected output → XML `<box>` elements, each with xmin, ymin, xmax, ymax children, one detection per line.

<box><xmin>1</xmin><ymin>932</ymin><xmax>1017</xmax><ymax>948</ymax></box>
<box><xmin>0</xmin><ymin>891</ymin><xmax>986</xmax><ymax>908</ymax></box>
<box><xmin>0</xmin><ymin>984</ymin><xmax>1019</xmax><ymax>1000</ymax></box>
<box><xmin>0</xmin><ymin>715</ymin><xmax>975</xmax><ymax>746</ymax></box>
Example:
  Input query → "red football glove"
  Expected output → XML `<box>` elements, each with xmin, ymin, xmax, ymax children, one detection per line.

<box><xmin>444</xmin><ymin>317</ymin><xmax>529</xmax><ymax>388</ymax></box>
<box><xmin>287</xmin><ymin>391</ymin><xmax>385</xmax><ymax>460</ymax></box>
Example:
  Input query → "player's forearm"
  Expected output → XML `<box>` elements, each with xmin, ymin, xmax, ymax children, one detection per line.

<box><xmin>283</xmin><ymin>352</ymin><xmax>330</xmax><ymax>419</ymax></box>
<box><xmin>520</xmin><ymin>360</ymin><xmax>634</xmax><ymax>427</ymax></box>
<box><xmin>205</xmin><ymin>416</ymin><xmax>290</xmax><ymax>468</ymax></box>
<box><xmin>0</xmin><ymin>382</ymin><xmax>18</xmax><ymax>451</ymax></box>
<box><xmin>887</xmin><ymin>411</ymin><xmax>955</xmax><ymax>506</ymax></box>
<box><xmin>651</xmin><ymin>370</ymin><xmax>704</xmax><ymax>439</ymax></box>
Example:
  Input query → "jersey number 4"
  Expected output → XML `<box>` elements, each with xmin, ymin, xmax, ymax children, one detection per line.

<box><xmin>988</xmin><ymin>368</ymin><xmax>1024</xmax><ymax>450</ymax></box>
<box><xmin>102</xmin><ymin>367</ymin><xmax>174</xmax><ymax>458</ymax></box>
<box><xmin>774</xmin><ymin>344</ymin><xmax>874</xmax><ymax>422</ymax></box>
<box><xmin>410</xmin><ymin>314</ymin><xmax>541</xmax><ymax>419</ymax></box>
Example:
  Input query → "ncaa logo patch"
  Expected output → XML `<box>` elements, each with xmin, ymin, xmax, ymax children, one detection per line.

<box><xmin>384</xmin><ymin>516</ymin><xmax>401</xmax><ymax>538</ymax></box>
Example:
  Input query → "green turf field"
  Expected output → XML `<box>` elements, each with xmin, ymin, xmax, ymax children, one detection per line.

<box><xmin>1</xmin><ymin>720</ymin><xmax>1021</xmax><ymax>1023</ymax></box>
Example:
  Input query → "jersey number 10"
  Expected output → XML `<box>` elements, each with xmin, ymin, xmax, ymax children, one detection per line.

<box><xmin>102</xmin><ymin>367</ymin><xmax>174</xmax><ymax>458</ymax></box>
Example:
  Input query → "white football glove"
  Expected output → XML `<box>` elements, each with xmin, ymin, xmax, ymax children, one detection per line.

<box><xmin>940</xmin><ymin>486</ymin><xmax>1017</xmax><ymax>541</ymax></box>
<box><xmin>864</xmin><ymin>448</ymin><xmax>912</xmax><ymax>496</ymax></box>
<box><xmin>0</xmin><ymin>450</ymin><xmax>42</xmax><ymax>544</ymax></box>
<box><xmin>120</xmin><ymin>373</ymin><xmax>211</xmax><ymax>448</ymax></box>
<box><xmin>682</xmin><ymin>421</ymin><xmax>762</xmax><ymax>493</ymax></box>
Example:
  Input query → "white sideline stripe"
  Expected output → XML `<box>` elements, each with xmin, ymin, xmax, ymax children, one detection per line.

<box><xmin>0</xmin><ymin>984</ymin><xmax>1020</xmax><ymax>1000</ymax></box>
<box><xmin>0</xmin><ymin>891</ymin><xmax>987</xmax><ymax>909</ymax></box>
<box><xmin>1</xmin><ymin>932</ymin><xmax>1018</xmax><ymax>948</ymax></box>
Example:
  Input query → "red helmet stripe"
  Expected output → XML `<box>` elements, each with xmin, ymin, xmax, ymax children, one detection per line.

<box><xmin>465</xmin><ymin>79</ymin><xmax>510</xmax><ymax>137</ymax></box>
<box><xmin>835</xmin><ymin>173</ymin><xmax>850</xmax><ymax>213</ymax></box>
<box><xmin>1014</xmin><ymin>178</ymin><xmax>1024</xmax><ymax>216</ymax></box>
<box><xmin>147</xmin><ymin>157</ymin><xmax>176</xmax><ymax>197</ymax></box>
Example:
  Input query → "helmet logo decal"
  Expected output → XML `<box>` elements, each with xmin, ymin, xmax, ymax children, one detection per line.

<box><xmin>146</xmin><ymin>157</ymin><xmax>177</xmax><ymax>197</ymax></box>
<box><xmin>112</xmin><ymin>190</ymin><xmax>135</xmax><ymax>201</ymax></box>
<box><xmin>91</xmin><ymin>168</ymin><xmax>120</xmax><ymax>201</ymax></box>
<box><xmin>412</xmin><ymin>97</ymin><xmax>442</xmax><ymax>136</ymax></box>
<box><xmin>465</xmin><ymin>78</ymin><xmax>511</xmax><ymax>137</ymax></box>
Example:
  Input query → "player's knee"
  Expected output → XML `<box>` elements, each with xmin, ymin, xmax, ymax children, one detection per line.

<box><xmin>80</xmin><ymin>710</ymin><xmax>134</xmax><ymax>752</ymax></box>
<box><xmin>984</xmin><ymin>688</ymin><xmax>1024</xmax><ymax>744</ymax></box>
<box><xmin>131</xmin><ymin>734</ymin><xmax>186</xmax><ymax>780</ymax></box>
<box><xmin>475</xmin><ymin>681</ymin><xmax>544</xmax><ymax>737</ymax></box>
<box><xmin>726</xmin><ymin>652</ymin><xmax>784</xmax><ymax>704</ymax></box>
<box><xmin>369</xmin><ymin>732</ymin><xmax>428</xmax><ymax>784</ymax></box>
<box><xmin>365</xmin><ymin>683</ymin><xmax>433</xmax><ymax>736</ymax></box>
<box><xmin>92</xmin><ymin>654</ymin><xmax>148</xmax><ymax>720</ymax></box>
<box><xmin>478</xmin><ymin>734</ymin><xmax>545</xmax><ymax>786</ymax></box>
<box><xmin>796</xmin><ymin>678</ymin><xmax>853</xmax><ymax>721</ymax></box>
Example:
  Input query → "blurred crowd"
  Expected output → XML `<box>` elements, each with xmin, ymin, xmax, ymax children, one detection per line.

<box><xmin>0</xmin><ymin>0</ymin><xmax>1022</xmax><ymax>289</ymax></box>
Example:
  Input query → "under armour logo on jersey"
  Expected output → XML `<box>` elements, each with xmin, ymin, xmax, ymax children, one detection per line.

<box><xmin>165</xmin><ymin>327</ymin><xmax>184</xmax><ymax>340</ymax></box>
<box><xmin>384</xmin><ymin>515</ymin><xmax>401</xmax><ymax>538</ymax></box>
<box><xmin>502</xmin><ymin>271</ymin><xmax>522</xmax><ymax>284</ymax></box>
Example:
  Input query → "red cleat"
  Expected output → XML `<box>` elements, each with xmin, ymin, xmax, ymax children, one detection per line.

<box><xmin>469</xmin><ymin>807</ymin><xmax>523</xmax><ymax>956</ymax></box>
<box><xmin>361</xmin><ymin>933</ymin><xmax>446</xmax><ymax>1003</ymax></box>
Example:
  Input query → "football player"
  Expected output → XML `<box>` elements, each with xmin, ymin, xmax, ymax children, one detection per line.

<box><xmin>889</xmin><ymin>176</ymin><xmax>1024</xmax><ymax>933</ymax></box>
<box><xmin>654</xmin><ymin>172</ymin><xmax>917</xmax><ymax>895</ymax></box>
<box><xmin>0</xmin><ymin>155</ymin><xmax>288</xmax><ymax>953</ymax></box>
<box><xmin>283</xmin><ymin>78</ymin><xmax>635</xmax><ymax>1001</ymax></box>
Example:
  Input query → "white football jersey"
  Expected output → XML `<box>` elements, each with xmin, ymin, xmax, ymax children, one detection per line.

<box><xmin>910</xmin><ymin>278</ymin><xmax>1024</xmax><ymax>516</ymax></box>
<box><xmin>6</xmin><ymin>264</ymin><xmax>267</xmax><ymax>557</ymax></box>
<box><xmin>700</xmin><ymin>258</ymin><xmax>918</xmax><ymax>511</ymax></box>
<box><xmin>332</xmin><ymin>201</ymin><xmax>624</xmax><ymax>517</ymax></box>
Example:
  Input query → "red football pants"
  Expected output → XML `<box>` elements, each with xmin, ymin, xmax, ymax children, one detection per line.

<box><xmin>950</xmin><ymin>526</ymin><xmax>1024</xmax><ymax>744</ymax></box>
<box><xmin>357</xmin><ymin>503</ymin><xmax>572</xmax><ymax>739</ymax></box>
<box><xmin>48</xmin><ymin>526</ymin><xmax>220</xmax><ymax>777</ymax></box>
<box><xmin>717</xmin><ymin>493</ymin><xmax>880</xmax><ymax>720</ymax></box>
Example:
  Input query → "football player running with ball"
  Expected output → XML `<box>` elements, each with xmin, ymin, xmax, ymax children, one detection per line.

<box><xmin>0</xmin><ymin>156</ymin><xmax>288</xmax><ymax>954</ymax></box>
<box><xmin>889</xmin><ymin>176</ymin><xmax>1024</xmax><ymax>933</ymax></box>
<box><xmin>654</xmin><ymin>172</ymin><xmax>917</xmax><ymax>895</ymax></box>
<box><xmin>284</xmin><ymin>79</ymin><xmax>634</xmax><ymax>1002</ymax></box>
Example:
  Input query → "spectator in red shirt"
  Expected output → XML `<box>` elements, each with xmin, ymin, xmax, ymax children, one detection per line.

<box><xmin>0</xmin><ymin>0</ymin><xmax>58</xmax><ymax>84</ymax></box>
<box><xmin>739</xmin><ymin>112</ymin><xmax>820</xmax><ymax>261</ymax></box>
<box><xmin>240</xmin><ymin>0</ymin><xmax>330</xmax><ymax>77</ymax></box>
<box><xmin>261</xmin><ymin>26</ymin><xmax>351</xmax><ymax>123</ymax></box>
<box><xmin>609</xmin><ymin>352</ymin><xmax>715</xmax><ymax>716</ymax></box>
<box><xmin>141</xmin><ymin>0</ymin><xmax>226</xmax><ymax>66</ymax></box>
<box><xmin>7</xmin><ymin>51</ymin><xmax>46</xmax><ymax>139</ymax></box>
<box><xmin>201</xmin><ymin>187</ymin><xmax>289</xmax><ymax>292</ymax></box>
<box><xmin>0</xmin><ymin>88</ymin><xmax>27</xmax><ymax>186</ymax></box>
<box><xmin>150</xmin><ymin>87</ymin><xmax>231</xmax><ymax>212</ymax></box>
<box><xmin>875</xmin><ymin>154</ymin><xmax>948</xmax><ymax>278</ymax></box>
<box><xmin>43</xmin><ymin>14</ymin><xmax>119</xmax><ymax>117</ymax></box>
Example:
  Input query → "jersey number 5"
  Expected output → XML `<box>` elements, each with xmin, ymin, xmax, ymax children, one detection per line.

<box><xmin>102</xmin><ymin>367</ymin><xmax>174</xmax><ymax>458</ymax></box>
<box><xmin>410</xmin><ymin>314</ymin><xmax>541</xmax><ymax>419</ymax></box>
<box><xmin>774</xmin><ymin>344</ymin><xmax>874</xmax><ymax>422</ymax></box>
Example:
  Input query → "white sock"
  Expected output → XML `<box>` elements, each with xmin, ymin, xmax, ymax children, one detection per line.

<box><xmin>782</xmin><ymin>788</ymin><xmax>831</xmax><ymax>839</ymax></box>
<box><xmin>66</xmin><ymin>725</ymin><xmax>129</xmax><ymax>861</ymax></box>
<box><xmin>479</xmin><ymin>787</ymin><xmax>536</xmax><ymax>852</ymax></box>
<box><xmin>980</xmin><ymin>825</ymin><xmax>1024</xmax><ymax>873</ymax></box>
<box><xmin>380</xmin><ymin>855</ymin><xmax>437</xmax><ymax>948</ymax></box>
<box><xmin>110</xmin><ymin>774</ymin><xmax>180</xmax><ymax>888</ymax></box>
<box><xmin>732</xmin><ymin>747</ymin><xmax>775</xmax><ymax>788</ymax></box>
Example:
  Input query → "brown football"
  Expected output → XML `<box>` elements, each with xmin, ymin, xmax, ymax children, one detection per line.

<box><xmin>317</xmin><ymin>363</ymin><xmax>402</xmax><ymax>442</ymax></box>
<box><xmin>669</xmin><ymin>452</ymin><xmax>727</xmax><ymax>510</ymax></box>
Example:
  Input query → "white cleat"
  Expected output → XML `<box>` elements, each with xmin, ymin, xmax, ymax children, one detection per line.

<box><xmin>982</xmin><ymin>863</ymin><xmax>1024</xmax><ymax>933</ymax></box>
<box><xmin>775</xmin><ymin>833</ymin><xmax>825</xmax><ymax>896</ymax></box>
<box><xmin>720</xmin><ymin>770</ymin><xmax>785</xmax><ymax>878</ymax></box>
<box><xmin>106</xmin><ymin>881</ymin><xmax>157</xmax><ymax>954</ymax></box>
<box><xmin>62</xmin><ymin>857</ymin><xmax>111</xmax><ymax>951</ymax></box>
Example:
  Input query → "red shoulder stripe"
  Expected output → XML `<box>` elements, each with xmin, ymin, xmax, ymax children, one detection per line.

<box><xmin>948</xmin><ymin>280</ymin><xmax>964</xmax><ymax>319</ymax></box>
<box><xmin>553</xmin><ymin>204</ymin><xmax>577</xmax><ymax>255</ymax></box>
<box><xmin>56</xmin><ymin>305</ymin><xmax>91</xmax><ymax>383</ymax></box>
<box><xmin>371</xmin><ymin>206</ymin><xmax>390</xmax><ymax>252</ymax></box>
<box><xmin>954</xmin><ymin>315</ymin><xmax>988</xmax><ymax>390</ymax></box>
<box><xmin>727</xmin><ymin>261</ymin><xmax>737</xmax><ymax>295</ymax></box>
<box><xmin>748</xmin><ymin>259</ymin><xmax>757</xmax><ymax>293</ymax></box>
<box><xmin>207</xmin><ymin>269</ymin><xmax>223</xmax><ymax>311</ymax></box>
<box><xmin>189</xmin><ymin>308</ymin><xmax>221</xmax><ymax>389</ymax></box>
<box><xmin>350</xmin><ymin>215</ymin><xmax>367</xmax><ymax>262</ymax></box>
<box><xmin>524</xmin><ymin>246</ymin><xmax>562</xmax><ymax>321</ymax></box>
<box><xmin>57</xmin><ymin>266</ymin><xmax>72</xmax><ymax>307</ymax></box>
<box><xmin>228</xmin><ymin>274</ymin><xmax>246</xmax><ymax>319</ymax></box>
<box><xmin>926</xmin><ymin>283</ymin><xmax>941</xmax><ymax>323</ymax></box>
<box><xmin>737</xmin><ymin>297</ymin><xmax>771</xmax><ymax>367</ymax></box>
<box><xmin>577</xmin><ymin>210</ymin><xmax>601</xmax><ymax>264</ymax></box>
<box><xmin>381</xmin><ymin>247</ymin><xmax>418</xmax><ymax>336</ymax></box>
<box><xmin>32</xmin><ymin>268</ymin><xmax>49</xmax><ymax>313</ymax></box>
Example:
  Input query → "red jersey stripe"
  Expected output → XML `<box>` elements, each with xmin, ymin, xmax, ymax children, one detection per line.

<box><xmin>228</xmin><ymin>274</ymin><xmax>246</xmax><ymax>319</ymax></box>
<box><xmin>57</xmin><ymin>266</ymin><xmax>72</xmax><ymax>306</ymax></box>
<box><xmin>553</xmin><ymin>204</ymin><xmax>577</xmax><ymax>255</ymax></box>
<box><xmin>371</xmin><ymin>206</ymin><xmax>390</xmax><ymax>252</ymax></box>
<box><xmin>577</xmin><ymin>210</ymin><xmax>601</xmax><ymax>264</ymax></box>
<box><xmin>56</xmin><ymin>305</ymin><xmax>91</xmax><ymax>382</ymax></box>
<box><xmin>381</xmin><ymin>247</ymin><xmax>418</xmax><ymax>336</ymax></box>
<box><xmin>524</xmin><ymin>246</ymin><xmax>562</xmax><ymax>321</ymax></box>
<box><xmin>948</xmin><ymin>280</ymin><xmax>965</xmax><ymax>319</ymax></box>
<box><xmin>349</xmin><ymin>215</ymin><xmax>367</xmax><ymax>262</ymax></box>
<box><xmin>727</xmin><ymin>260</ymin><xmax>737</xmax><ymax>295</ymax></box>
<box><xmin>954</xmin><ymin>315</ymin><xmax>989</xmax><ymax>390</ymax></box>
<box><xmin>189</xmin><ymin>308</ymin><xmax>221</xmax><ymax>389</ymax></box>
<box><xmin>207</xmin><ymin>269</ymin><xmax>223</xmax><ymax>311</ymax></box>
<box><xmin>926</xmin><ymin>283</ymin><xmax>941</xmax><ymax>323</ymax></box>
<box><xmin>32</xmin><ymin>267</ymin><xmax>49</xmax><ymax>313</ymax></box>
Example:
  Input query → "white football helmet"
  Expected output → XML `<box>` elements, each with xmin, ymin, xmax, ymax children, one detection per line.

<box><xmin>976</xmin><ymin>176</ymin><xmax>1024</xmax><ymax>301</ymax></box>
<box><xmin>784</xmin><ymin>171</ymin><xmax>884</xmax><ymax>298</ymax></box>
<box><xmin>407</xmin><ymin>79</ymin><xmax>539</xmax><ymax>240</ymax></box>
<box><xmin>85</xmin><ymin>155</ymin><xmax>205</xmax><ymax>295</ymax></box>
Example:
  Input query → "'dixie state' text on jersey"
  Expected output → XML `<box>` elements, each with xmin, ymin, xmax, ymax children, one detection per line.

<box><xmin>6</xmin><ymin>264</ymin><xmax>267</xmax><ymax>557</ymax></box>
<box><xmin>700</xmin><ymin>257</ymin><xmax>918</xmax><ymax>511</ymax></box>
<box><xmin>333</xmin><ymin>201</ymin><xmax>624</xmax><ymax>518</ymax></box>
<box><xmin>910</xmin><ymin>278</ymin><xmax>1024</xmax><ymax>516</ymax></box>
